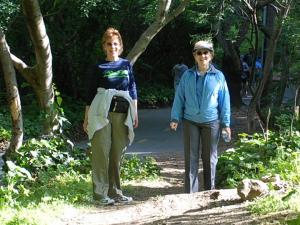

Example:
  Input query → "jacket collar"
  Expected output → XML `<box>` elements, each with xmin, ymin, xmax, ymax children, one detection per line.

<box><xmin>192</xmin><ymin>64</ymin><xmax>218</xmax><ymax>76</ymax></box>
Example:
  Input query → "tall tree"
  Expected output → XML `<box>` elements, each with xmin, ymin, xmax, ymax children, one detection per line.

<box><xmin>247</xmin><ymin>0</ymin><xmax>292</xmax><ymax>131</ymax></box>
<box><xmin>0</xmin><ymin>28</ymin><xmax>23</xmax><ymax>157</ymax></box>
<box><xmin>215</xmin><ymin>7</ymin><xmax>250</xmax><ymax>107</ymax></box>
<box><xmin>9</xmin><ymin>0</ymin><xmax>56</xmax><ymax>134</ymax></box>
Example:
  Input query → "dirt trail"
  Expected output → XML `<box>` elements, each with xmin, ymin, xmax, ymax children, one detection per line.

<box><xmin>54</xmin><ymin>106</ymin><xmax>295</xmax><ymax>225</ymax></box>
<box><xmin>3</xmin><ymin>106</ymin><xmax>294</xmax><ymax>224</ymax></box>
<box><xmin>55</xmin><ymin>151</ymin><xmax>293</xmax><ymax>225</ymax></box>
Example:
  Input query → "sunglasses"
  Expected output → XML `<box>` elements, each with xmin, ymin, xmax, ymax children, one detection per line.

<box><xmin>195</xmin><ymin>50</ymin><xmax>209</xmax><ymax>56</ymax></box>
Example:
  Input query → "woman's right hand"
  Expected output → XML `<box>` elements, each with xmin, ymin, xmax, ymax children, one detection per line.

<box><xmin>83</xmin><ymin>106</ymin><xmax>90</xmax><ymax>134</ymax></box>
<box><xmin>170</xmin><ymin>122</ymin><xmax>178</xmax><ymax>131</ymax></box>
<box><xmin>83</xmin><ymin>119</ymin><xmax>88</xmax><ymax>134</ymax></box>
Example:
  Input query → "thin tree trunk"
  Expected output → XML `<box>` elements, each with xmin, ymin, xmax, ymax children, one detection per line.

<box><xmin>216</xmin><ymin>19</ymin><xmax>245</xmax><ymax>107</ymax></box>
<box><xmin>275</xmin><ymin>44</ymin><xmax>289</xmax><ymax>107</ymax></box>
<box><xmin>247</xmin><ymin>7</ymin><xmax>261</xmax><ymax>131</ymax></box>
<box><xmin>0</xmin><ymin>29</ymin><xmax>23</xmax><ymax>157</ymax></box>
<box><xmin>247</xmin><ymin>1</ymin><xmax>291</xmax><ymax>131</ymax></box>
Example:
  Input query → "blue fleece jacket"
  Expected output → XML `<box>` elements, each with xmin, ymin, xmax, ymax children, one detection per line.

<box><xmin>171</xmin><ymin>64</ymin><xmax>230</xmax><ymax>127</ymax></box>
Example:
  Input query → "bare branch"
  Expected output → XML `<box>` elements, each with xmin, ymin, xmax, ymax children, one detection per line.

<box><xmin>243</xmin><ymin>0</ymin><xmax>254</xmax><ymax>12</ymax></box>
<box><xmin>127</xmin><ymin>0</ymin><xmax>190</xmax><ymax>64</ymax></box>
<box><xmin>10</xmin><ymin>53</ymin><xmax>37</xmax><ymax>86</ymax></box>
<box><xmin>157</xmin><ymin>0</ymin><xmax>172</xmax><ymax>22</ymax></box>
<box><xmin>166</xmin><ymin>0</ymin><xmax>190</xmax><ymax>24</ymax></box>
<box><xmin>10</xmin><ymin>53</ymin><xmax>29</xmax><ymax>71</ymax></box>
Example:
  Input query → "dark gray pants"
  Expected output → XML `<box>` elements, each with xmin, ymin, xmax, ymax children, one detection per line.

<box><xmin>183</xmin><ymin>119</ymin><xmax>220</xmax><ymax>193</ymax></box>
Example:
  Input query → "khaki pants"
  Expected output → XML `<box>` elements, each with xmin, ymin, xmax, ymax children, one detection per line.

<box><xmin>91</xmin><ymin>112</ymin><xmax>129</xmax><ymax>200</ymax></box>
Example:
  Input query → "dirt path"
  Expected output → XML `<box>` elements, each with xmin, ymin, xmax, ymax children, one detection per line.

<box><xmin>55</xmin><ymin>106</ymin><xmax>272</xmax><ymax>225</ymax></box>
<box><xmin>56</xmin><ymin>151</ymin><xmax>293</xmax><ymax>225</ymax></box>
<box><xmin>2</xmin><ymin>105</ymin><xmax>294</xmax><ymax>224</ymax></box>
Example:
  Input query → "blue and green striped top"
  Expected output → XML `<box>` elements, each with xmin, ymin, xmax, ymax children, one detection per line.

<box><xmin>86</xmin><ymin>58</ymin><xmax>137</xmax><ymax>105</ymax></box>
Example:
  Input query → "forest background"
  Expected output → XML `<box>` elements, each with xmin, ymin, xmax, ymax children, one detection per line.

<box><xmin>1</xmin><ymin>0</ymin><xmax>300</xmax><ymax>142</ymax></box>
<box><xmin>0</xmin><ymin>0</ymin><xmax>300</xmax><ymax>224</ymax></box>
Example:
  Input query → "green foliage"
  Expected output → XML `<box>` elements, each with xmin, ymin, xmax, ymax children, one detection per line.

<box><xmin>0</xmin><ymin>109</ymin><xmax>11</xmax><ymax>140</ymax></box>
<box><xmin>260</xmin><ymin>107</ymin><xmax>300</xmax><ymax>133</ymax></box>
<box><xmin>121</xmin><ymin>154</ymin><xmax>161</xmax><ymax>181</ymax></box>
<box><xmin>249</xmin><ymin>188</ymin><xmax>300</xmax><ymax>215</ymax></box>
<box><xmin>2</xmin><ymin>216</ymin><xmax>36</xmax><ymax>225</ymax></box>
<box><xmin>138</xmin><ymin>85</ymin><xmax>174</xmax><ymax>108</ymax></box>
<box><xmin>27</xmin><ymin>169</ymin><xmax>91</xmax><ymax>205</ymax></box>
<box><xmin>189</xmin><ymin>33</ymin><xmax>213</xmax><ymax>46</ymax></box>
<box><xmin>217</xmin><ymin>130</ymin><xmax>300</xmax><ymax>188</ymax></box>
<box><xmin>52</xmin><ymin>84</ymin><xmax>72</xmax><ymax>134</ymax></box>
<box><xmin>10</xmin><ymin>137</ymin><xmax>85</xmax><ymax>173</ymax></box>
<box><xmin>60</xmin><ymin>95</ymin><xmax>85</xmax><ymax>133</ymax></box>
<box><xmin>218</xmin><ymin>113</ymin><xmax>300</xmax><ymax>215</ymax></box>
<box><xmin>0</xmin><ymin>169</ymin><xmax>91</xmax><ymax>224</ymax></box>
<box><xmin>0</xmin><ymin>127</ymin><xmax>11</xmax><ymax>141</ymax></box>
<box><xmin>139</xmin><ymin>0</ymin><xmax>158</xmax><ymax>25</ymax></box>
<box><xmin>0</xmin><ymin>135</ymin><xmax>90</xmax><ymax>208</ymax></box>
<box><xmin>0</xmin><ymin>0</ymin><xmax>19</xmax><ymax>31</ymax></box>
<box><xmin>287</xmin><ymin>214</ymin><xmax>300</xmax><ymax>225</ymax></box>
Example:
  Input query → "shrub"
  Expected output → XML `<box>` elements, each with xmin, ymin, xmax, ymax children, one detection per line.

<box><xmin>217</xmin><ymin>131</ymin><xmax>300</xmax><ymax>188</ymax></box>
<box><xmin>0</xmin><ymin>135</ymin><xmax>90</xmax><ymax>208</ymax></box>
<box><xmin>121</xmin><ymin>154</ymin><xmax>161</xmax><ymax>181</ymax></box>
<box><xmin>138</xmin><ymin>84</ymin><xmax>174</xmax><ymax>108</ymax></box>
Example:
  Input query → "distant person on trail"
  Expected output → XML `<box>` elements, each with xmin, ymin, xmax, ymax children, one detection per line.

<box><xmin>241</xmin><ymin>56</ymin><xmax>250</xmax><ymax>96</ymax></box>
<box><xmin>170</xmin><ymin>40</ymin><xmax>231</xmax><ymax>193</ymax></box>
<box><xmin>172</xmin><ymin>56</ymin><xmax>188</xmax><ymax>92</ymax></box>
<box><xmin>255</xmin><ymin>57</ymin><xmax>263</xmax><ymax>83</ymax></box>
<box><xmin>83</xmin><ymin>27</ymin><xmax>138</xmax><ymax>206</ymax></box>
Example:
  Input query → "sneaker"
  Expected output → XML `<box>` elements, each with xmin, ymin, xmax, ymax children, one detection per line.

<box><xmin>114</xmin><ymin>195</ymin><xmax>133</xmax><ymax>203</ymax></box>
<box><xmin>94</xmin><ymin>197</ymin><xmax>115</xmax><ymax>206</ymax></box>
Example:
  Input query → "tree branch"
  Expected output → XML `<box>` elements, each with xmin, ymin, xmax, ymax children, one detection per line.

<box><xmin>127</xmin><ymin>0</ymin><xmax>190</xmax><ymax>64</ymax></box>
<box><xmin>10</xmin><ymin>52</ymin><xmax>37</xmax><ymax>86</ymax></box>
<box><xmin>166</xmin><ymin>0</ymin><xmax>190</xmax><ymax>24</ymax></box>
<box><xmin>21</xmin><ymin>0</ymin><xmax>52</xmax><ymax>84</ymax></box>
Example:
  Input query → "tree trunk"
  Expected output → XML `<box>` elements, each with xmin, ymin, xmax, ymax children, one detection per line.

<box><xmin>216</xmin><ymin>19</ymin><xmax>245</xmax><ymax>107</ymax></box>
<box><xmin>10</xmin><ymin>0</ymin><xmax>56</xmax><ymax>134</ymax></box>
<box><xmin>274</xmin><ymin>44</ymin><xmax>289</xmax><ymax>107</ymax></box>
<box><xmin>221</xmin><ymin>53</ymin><xmax>242</xmax><ymax>107</ymax></box>
<box><xmin>0</xmin><ymin>29</ymin><xmax>23</xmax><ymax>157</ymax></box>
<box><xmin>247</xmin><ymin>1</ymin><xmax>291</xmax><ymax>131</ymax></box>
<box><xmin>247</xmin><ymin>7</ymin><xmax>261</xmax><ymax>131</ymax></box>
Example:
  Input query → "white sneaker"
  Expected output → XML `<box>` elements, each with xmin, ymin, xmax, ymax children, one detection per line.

<box><xmin>114</xmin><ymin>195</ymin><xmax>133</xmax><ymax>203</ymax></box>
<box><xmin>95</xmin><ymin>197</ymin><xmax>115</xmax><ymax>206</ymax></box>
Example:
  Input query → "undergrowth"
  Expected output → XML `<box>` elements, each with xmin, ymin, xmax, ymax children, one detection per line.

<box><xmin>217</xmin><ymin>113</ymin><xmax>300</xmax><ymax>216</ymax></box>
<box><xmin>0</xmin><ymin>92</ymin><xmax>161</xmax><ymax>225</ymax></box>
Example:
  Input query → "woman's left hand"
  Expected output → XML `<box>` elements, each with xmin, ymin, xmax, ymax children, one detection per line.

<box><xmin>134</xmin><ymin>114</ymin><xmax>139</xmax><ymax>128</ymax></box>
<box><xmin>222</xmin><ymin>127</ymin><xmax>231</xmax><ymax>140</ymax></box>
<box><xmin>133</xmin><ymin>100</ymin><xmax>138</xmax><ymax>128</ymax></box>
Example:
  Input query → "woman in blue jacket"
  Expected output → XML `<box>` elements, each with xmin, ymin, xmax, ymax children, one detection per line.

<box><xmin>170</xmin><ymin>40</ymin><xmax>231</xmax><ymax>193</ymax></box>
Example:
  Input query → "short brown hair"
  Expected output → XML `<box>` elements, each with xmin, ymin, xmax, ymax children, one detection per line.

<box><xmin>101</xmin><ymin>27</ymin><xmax>123</xmax><ymax>54</ymax></box>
